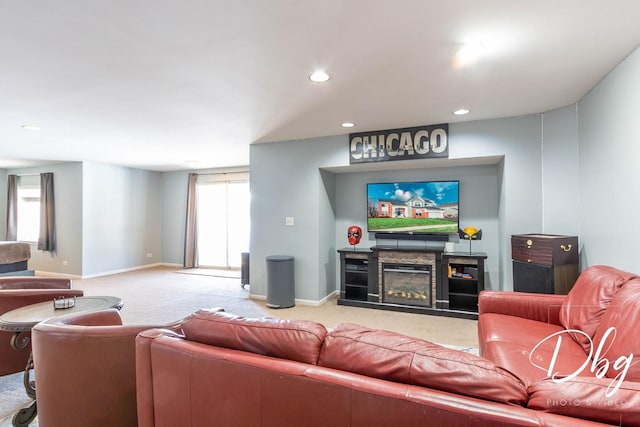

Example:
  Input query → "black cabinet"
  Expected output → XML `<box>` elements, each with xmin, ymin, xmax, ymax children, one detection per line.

<box><xmin>511</xmin><ymin>234</ymin><xmax>578</xmax><ymax>295</ymax></box>
<box><xmin>338</xmin><ymin>249</ymin><xmax>375</xmax><ymax>302</ymax></box>
<box><xmin>441</xmin><ymin>253</ymin><xmax>487</xmax><ymax>313</ymax></box>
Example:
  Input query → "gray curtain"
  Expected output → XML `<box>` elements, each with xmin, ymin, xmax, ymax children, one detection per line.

<box><xmin>5</xmin><ymin>174</ymin><xmax>18</xmax><ymax>241</ymax></box>
<box><xmin>38</xmin><ymin>172</ymin><xmax>56</xmax><ymax>252</ymax></box>
<box><xmin>183</xmin><ymin>173</ymin><xmax>199</xmax><ymax>268</ymax></box>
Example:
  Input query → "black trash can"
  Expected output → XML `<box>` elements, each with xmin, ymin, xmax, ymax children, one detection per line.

<box><xmin>266</xmin><ymin>255</ymin><xmax>294</xmax><ymax>308</ymax></box>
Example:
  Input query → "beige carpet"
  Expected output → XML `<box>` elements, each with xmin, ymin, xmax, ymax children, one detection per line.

<box><xmin>76</xmin><ymin>266</ymin><xmax>478</xmax><ymax>347</ymax></box>
<box><xmin>0</xmin><ymin>266</ymin><xmax>478</xmax><ymax>425</ymax></box>
<box><xmin>175</xmin><ymin>267</ymin><xmax>241</xmax><ymax>279</ymax></box>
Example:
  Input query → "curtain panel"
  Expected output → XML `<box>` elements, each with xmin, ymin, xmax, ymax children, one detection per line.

<box><xmin>5</xmin><ymin>174</ymin><xmax>18</xmax><ymax>241</ymax></box>
<box><xmin>184</xmin><ymin>173</ymin><xmax>199</xmax><ymax>268</ymax></box>
<box><xmin>38</xmin><ymin>172</ymin><xmax>56</xmax><ymax>252</ymax></box>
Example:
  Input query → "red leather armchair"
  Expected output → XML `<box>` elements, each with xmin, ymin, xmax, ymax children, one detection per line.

<box><xmin>0</xmin><ymin>277</ymin><xmax>82</xmax><ymax>376</ymax></box>
<box><xmin>31</xmin><ymin>308</ymin><xmax>182</xmax><ymax>427</ymax></box>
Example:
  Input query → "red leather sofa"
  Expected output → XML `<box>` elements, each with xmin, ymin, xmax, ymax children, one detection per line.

<box><xmin>479</xmin><ymin>265</ymin><xmax>640</xmax><ymax>426</ymax></box>
<box><xmin>136</xmin><ymin>307</ymin><xmax>614</xmax><ymax>426</ymax></box>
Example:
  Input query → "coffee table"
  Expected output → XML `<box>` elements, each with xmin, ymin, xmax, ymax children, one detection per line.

<box><xmin>0</xmin><ymin>295</ymin><xmax>123</xmax><ymax>427</ymax></box>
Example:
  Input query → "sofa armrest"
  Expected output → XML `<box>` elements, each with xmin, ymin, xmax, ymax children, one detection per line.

<box><xmin>0</xmin><ymin>277</ymin><xmax>72</xmax><ymax>290</ymax></box>
<box><xmin>31</xmin><ymin>309</ymin><xmax>180</xmax><ymax>427</ymax></box>
<box><xmin>136</xmin><ymin>328</ymin><xmax>185</xmax><ymax>427</ymax></box>
<box><xmin>478</xmin><ymin>290</ymin><xmax>565</xmax><ymax>325</ymax></box>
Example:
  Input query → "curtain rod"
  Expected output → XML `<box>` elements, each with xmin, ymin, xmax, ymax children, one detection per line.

<box><xmin>195</xmin><ymin>171</ymin><xmax>249</xmax><ymax>177</ymax></box>
<box><xmin>13</xmin><ymin>173</ymin><xmax>42</xmax><ymax>177</ymax></box>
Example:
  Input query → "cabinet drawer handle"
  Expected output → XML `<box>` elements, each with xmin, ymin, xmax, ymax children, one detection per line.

<box><xmin>560</xmin><ymin>244</ymin><xmax>572</xmax><ymax>252</ymax></box>
<box><xmin>526</xmin><ymin>239</ymin><xmax>533</xmax><ymax>248</ymax></box>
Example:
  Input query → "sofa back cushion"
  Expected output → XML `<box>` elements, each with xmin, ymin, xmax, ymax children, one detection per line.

<box><xmin>318</xmin><ymin>323</ymin><xmax>527</xmax><ymax>405</ymax></box>
<box><xmin>559</xmin><ymin>265</ymin><xmax>637</xmax><ymax>353</ymax></box>
<box><xmin>181</xmin><ymin>309</ymin><xmax>327</xmax><ymax>365</ymax></box>
<box><xmin>591</xmin><ymin>278</ymin><xmax>640</xmax><ymax>382</ymax></box>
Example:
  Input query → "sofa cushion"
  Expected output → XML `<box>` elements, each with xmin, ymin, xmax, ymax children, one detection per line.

<box><xmin>318</xmin><ymin>323</ymin><xmax>527</xmax><ymax>405</ymax></box>
<box><xmin>483</xmin><ymin>339</ymin><xmax>595</xmax><ymax>388</ymax></box>
<box><xmin>528</xmin><ymin>376</ymin><xmax>640</xmax><ymax>426</ymax></box>
<box><xmin>591</xmin><ymin>278</ymin><xmax>640</xmax><ymax>382</ymax></box>
<box><xmin>479</xmin><ymin>313</ymin><xmax>593</xmax><ymax>387</ymax></box>
<box><xmin>480</xmin><ymin>312</ymin><xmax>567</xmax><ymax>352</ymax></box>
<box><xmin>181</xmin><ymin>309</ymin><xmax>328</xmax><ymax>365</ymax></box>
<box><xmin>559</xmin><ymin>265</ymin><xmax>637</xmax><ymax>353</ymax></box>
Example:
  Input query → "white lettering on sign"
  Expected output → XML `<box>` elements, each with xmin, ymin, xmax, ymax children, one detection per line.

<box><xmin>529</xmin><ymin>327</ymin><xmax>633</xmax><ymax>398</ymax></box>
<box><xmin>386</xmin><ymin>133</ymin><xmax>399</xmax><ymax>156</ymax></box>
<box><xmin>431</xmin><ymin>128</ymin><xmax>447</xmax><ymax>153</ymax></box>
<box><xmin>349</xmin><ymin>124</ymin><xmax>448</xmax><ymax>164</ymax></box>
<box><xmin>414</xmin><ymin>130</ymin><xmax>429</xmax><ymax>154</ymax></box>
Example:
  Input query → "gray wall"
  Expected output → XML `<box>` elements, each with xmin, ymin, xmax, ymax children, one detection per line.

<box><xmin>3</xmin><ymin>163</ymin><xmax>84</xmax><ymax>275</ymax></box>
<box><xmin>82</xmin><ymin>162</ymin><xmax>162</xmax><ymax>276</ymax></box>
<box><xmin>250</xmin><ymin>136</ymin><xmax>345</xmax><ymax>302</ymax></box>
<box><xmin>160</xmin><ymin>171</ymin><xmax>190</xmax><ymax>266</ymax></box>
<box><xmin>0</xmin><ymin>161</ymin><xmax>161</xmax><ymax>277</ymax></box>
<box><xmin>333</xmin><ymin>164</ymin><xmax>500</xmax><ymax>289</ymax></box>
<box><xmin>249</xmin><ymin>112</ymin><xmax>583</xmax><ymax>300</ymax></box>
<box><xmin>451</xmin><ymin>116</ymin><xmax>545</xmax><ymax>288</ymax></box>
<box><xmin>578</xmin><ymin>45</ymin><xmax>640</xmax><ymax>273</ymax></box>
<box><xmin>542</xmin><ymin>105</ymin><xmax>580</xmax><ymax>237</ymax></box>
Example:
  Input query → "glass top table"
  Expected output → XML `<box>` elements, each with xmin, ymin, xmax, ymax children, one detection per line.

<box><xmin>0</xmin><ymin>295</ymin><xmax>124</xmax><ymax>333</ymax></box>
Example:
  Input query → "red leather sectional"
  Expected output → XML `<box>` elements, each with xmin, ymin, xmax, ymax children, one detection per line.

<box><xmin>136</xmin><ymin>280</ymin><xmax>636</xmax><ymax>427</ymax></box>
<box><xmin>478</xmin><ymin>265</ymin><xmax>640</xmax><ymax>426</ymax></box>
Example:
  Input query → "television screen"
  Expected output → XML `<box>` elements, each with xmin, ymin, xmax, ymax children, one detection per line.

<box><xmin>367</xmin><ymin>180</ymin><xmax>459</xmax><ymax>234</ymax></box>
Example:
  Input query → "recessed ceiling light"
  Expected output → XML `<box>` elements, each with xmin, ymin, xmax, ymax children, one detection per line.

<box><xmin>455</xmin><ymin>42</ymin><xmax>484</xmax><ymax>67</ymax></box>
<box><xmin>341</xmin><ymin>122</ymin><xmax>355</xmax><ymax>128</ymax></box>
<box><xmin>21</xmin><ymin>124</ymin><xmax>41</xmax><ymax>131</ymax></box>
<box><xmin>453</xmin><ymin>109</ymin><xmax>470</xmax><ymax>116</ymax></box>
<box><xmin>309</xmin><ymin>70</ymin><xmax>330</xmax><ymax>83</ymax></box>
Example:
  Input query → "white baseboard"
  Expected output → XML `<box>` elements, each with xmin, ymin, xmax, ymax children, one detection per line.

<box><xmin>34</xmin><ymin>271</ymin><xmax>82</xmax><ymax>279</ymax></box>
<box><xmin>161</xmin><ymin>262</ymin><xmax>183</xmax><ymax>268</ymax></box>
<box><xmin>249</xmin><ymin>290</ymin><xmax>339</xmax><ymax>307</ymax></box>
<box><xmin>35</xmin><ymin>263</ymin><xmax>165</xmax><ymax>279</ymax></box>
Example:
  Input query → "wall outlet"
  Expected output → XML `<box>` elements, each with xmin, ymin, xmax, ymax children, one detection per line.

<box><xmin>62</xmin><ymin>260</ymin><xmax>68</xmax><ymax>266</ymax></box>
<box><xmin>146</xmin><ymin>253</ymin><xmax>153</xmax><ymax>258</ymax></box>
<box><xmin>285</xmin><ymin>216</ymin><xmax>294</xmax><ymax>226</ymax></box>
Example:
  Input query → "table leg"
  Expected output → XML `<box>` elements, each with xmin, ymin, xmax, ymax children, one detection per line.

<box><xmin>23</xmin><ymin>352</ymin><xmax>36</xmax><ymax>399</ymax></box>
<box><xmin>11</xmin><ymin>401</ymin><xmax>37</xmax><ymax>427</ymax></box>
<box><xmin>11</xmin><ymin>350</ymin><xmax>37</xmax><ymax>426</ymax></box>
<box><xmin>9</xmin><ymin>331</ymin><xmax>30</xmax><ymax>350</ymax></box>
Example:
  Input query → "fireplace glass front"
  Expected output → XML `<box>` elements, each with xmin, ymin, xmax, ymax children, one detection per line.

<box><xmin>381</xmin><ymin>263</ymin><xmax>432</xmax><ymax>307</ymax></box>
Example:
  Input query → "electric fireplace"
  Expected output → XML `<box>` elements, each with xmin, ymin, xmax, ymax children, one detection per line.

<box><xmin>381</xmin><ymin>263</ymin><xmax>432</xmax><ymax>307</ymax></box>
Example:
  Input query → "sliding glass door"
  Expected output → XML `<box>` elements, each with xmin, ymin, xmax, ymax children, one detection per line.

<box><xmin>197</xmin><ymin>174</ymin><xmax>249</xmax><ymax>268</ymax></box>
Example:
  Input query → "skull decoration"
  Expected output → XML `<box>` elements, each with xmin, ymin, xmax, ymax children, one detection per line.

<box><xmin>347</xmin><ymin>225</ymin><xmax>362</xmax><ymax>246</ymax></box>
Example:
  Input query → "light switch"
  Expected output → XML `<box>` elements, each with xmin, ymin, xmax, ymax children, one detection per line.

<box><xmin>285</xmin><ymin>216</ymin><xmax>294</xmax><ymax>226</ymax></box>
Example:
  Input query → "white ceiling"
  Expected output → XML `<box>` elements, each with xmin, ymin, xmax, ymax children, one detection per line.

<box><xmin>1</xmin><ymin>1</ymin><xmax>640</xmax><ymax>172</ymax></box>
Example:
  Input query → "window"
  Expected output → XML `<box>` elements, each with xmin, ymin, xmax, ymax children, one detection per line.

<box><xmin>17</xmin><ymin>183</ymin><xmax>40</xmax><ymax>242</ymax></box>
<box><xmin>196</xmin><ymin>172</ymin><xmax>250</xmax><ymax>268</ymax></box>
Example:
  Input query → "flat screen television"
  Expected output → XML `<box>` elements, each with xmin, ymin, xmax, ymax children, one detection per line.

<box><xmin>367</xmin><ymin>180</ymin><xmax>459</xmax><ymax>235</ymax></box>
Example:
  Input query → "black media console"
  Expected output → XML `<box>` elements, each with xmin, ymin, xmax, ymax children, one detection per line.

<box><xmin>338</xmin><ymin>246</ymin><xmax>486</xmax><ymax>320</ymax></box>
